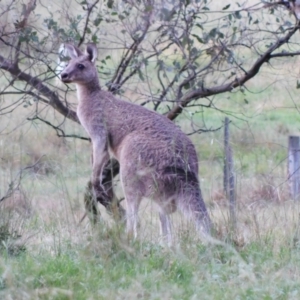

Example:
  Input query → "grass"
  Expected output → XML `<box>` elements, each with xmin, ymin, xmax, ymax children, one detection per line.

<box><xmin>2</xmin><ymin>75</ymin><xmax>300</xmax><ymax>298</ymax></box>
<box><xmin>2</xmin><ymin>79</ymin><xmax>300</xmax><ymax>299</ymax></box>
<box><xmin>2</xmin><ymin>3</ymin><xmax>300</xmax><ymax>298</ymax></box>
<box><xmin>1</xmin><ymin>223</ymin><xmax>300</xmax><ymax>299</ymax></box>
<box><xmin>2</xmin><ymin>173</ymin><xmax>300</xmax><ymax>300</ymax></box>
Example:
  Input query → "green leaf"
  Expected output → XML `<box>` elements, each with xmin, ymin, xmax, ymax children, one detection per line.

<box><xmin>192</xmin><ymin>34</ymin><xmax>204</xmax><ymax>44</ymax></box>
<box><xmin>209</xmin><ymin>28</ymin><xmax>217</xmax><ymax>38</ymax></box>
<box><xmin>138</xmin><ymin>69</ymin><xmax>145</xmax><ymax>81</ymax></box>
<box><xmin>218</xmin><ymin>31</ymin><xmax>224</xmax><ymax>39</ymax></box>
<box><xmin>196</xmin><ymin>23</ymin><xmax>203</xmax><ymax>30</ymax></box>
<box><xmin>222</xmin><ymin>4</ymin><xmax>230</xmax><ymax>10</ymax></box>
<box><xmin>234</xmin><ymin>11</ymin><xmax>242</xmax><ymax>19</ymax></box>
<box><xmin>160</xmin><ymin>8</ymin><xmax>173</xmax><ymax>21</ymax></box>
<box><xmin>107</xmin><ymin>0</ymin><xmax>114</xmax><ymax>9</ymax></box>
<box><xmin>145</xmin><ymin>5</ymin><xmax>153</xmax><ymax>12</ymax></box>
<box><xmin>93</xmin><ymin>17</ymin><xmax>102</xmax><ymax>26</ymax></box>
<box><xmin>92</xmin><ymin>34</ymin><xmax>98</xmax><ymax>43</ymax></box>
<box><xmin>183</xmin><ymin>82</ymin><xmax>191</xmax><ymax>90</ymax></box>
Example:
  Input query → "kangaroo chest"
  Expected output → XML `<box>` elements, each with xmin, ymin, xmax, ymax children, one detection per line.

<box><xmin>77</xmin><ymin>103</ymin><xmax>108</xmax><ymax>139</ymax></box>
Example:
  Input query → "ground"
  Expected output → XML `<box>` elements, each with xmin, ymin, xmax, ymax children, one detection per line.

<box><xmin>2</xmin><ymin>34</ymin><xmax>300</xmax><ymax>300</ymax></box>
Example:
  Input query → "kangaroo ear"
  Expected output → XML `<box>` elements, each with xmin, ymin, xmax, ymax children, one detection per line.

<box><xmin>85</xmin><ymin>43</ymin><xmax>98</xmax><ymax>63</ymax></box>
<box><xmin>64</xmin><ymin>44</ymin><xmax>83</xmax><ymax>59</ymax></box>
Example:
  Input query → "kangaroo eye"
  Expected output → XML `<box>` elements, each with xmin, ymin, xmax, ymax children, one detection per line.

<box><xmin>77</xmin><ymin>64</ymin><xmax>84</xmax><ymax>70</ymax></box>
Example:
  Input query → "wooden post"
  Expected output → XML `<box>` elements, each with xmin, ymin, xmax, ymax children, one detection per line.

<box><xmin>288</xmin><ymin>136</ymin><xmax>300</xmax><ymax>200</ymax></box>
<box><xmin>224</xmin><ymin>117</ymin><xmax>236</xmax><ymax>231</ymax></box>
<box><xmin>224</xmin><ymin>118</ymin><xmax>229</xmax><ymax>196</ymax></box>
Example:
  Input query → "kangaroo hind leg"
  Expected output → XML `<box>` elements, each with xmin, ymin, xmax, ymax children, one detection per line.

<box><xmin>159</xmin><ymin>212</ymin><xmax>172</xmax><ymax>246</ymax></box>
<box><xmin>125</xmin><ymin>194</ymin><xmax>142</xmax><ymax>239</ymax></box>
<box><xmin>120</xmin><ymin>173</ymin><xmax>143</xmax><ymax>239</ymax></box>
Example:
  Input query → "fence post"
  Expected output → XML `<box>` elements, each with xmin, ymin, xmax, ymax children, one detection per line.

<box><xmin>288</xmin><ymin>136</ymin><xmax>300</xmax><ymax>200</ymax></box>
<box><xmin>224</xmin><ymin>117</ymin><xmax>236</xmax><ymax>232</ymax></box>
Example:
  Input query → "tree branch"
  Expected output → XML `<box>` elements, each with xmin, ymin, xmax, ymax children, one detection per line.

<box><xmin>0</xmin><ymin>156</ymin><xmax>44</xmax><ymax>202</ymax></box>
<box><xmin>78</xmin><ymin>0</ymin><xmax>100</xmax><ymax>47</ymax></box>
<box><xmin>167</xmin><ymin>23</ymin><xmax>300</xmax><ymax>121</ymax></box>
<box><xmin>270</xmin><ymin>51</ymin><xmax>300</xmax><ymax>58</ymax></box>
<box><xmin>108</xmin><ymin>8</ymin><xmax>151</xmax><ymax>93</ymax></box>
<box><xmin>0</xmin><ymin>54</ymin><xmax>79</xmax><ymax>123</ymax></box>
<box><xmin>28</xmin><ymin>116</ymin><xmax>90</xmax><ymax>141</ymax></box>
<box><xmin>187</xmin><ymin>124</ymin><xmax>223</xmax><ymax>136</ymax></box>
<box><xmin>13</xmin><ymin>0</ymin><xmax>36</xmax><ymax>30</ymax></box>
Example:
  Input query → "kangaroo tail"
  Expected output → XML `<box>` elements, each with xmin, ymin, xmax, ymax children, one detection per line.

<box><xmin>171</xmin><ymin>168</ymin><xmax>212</xmax><ymax>235</ymax></box>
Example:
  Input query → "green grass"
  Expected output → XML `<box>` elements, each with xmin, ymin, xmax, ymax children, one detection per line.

<box><xmin>3</xmin><ymin>9</ymin><xmax>300</xmax><ymax>298</ymax></box>
<box><xmin>2</xmin><ymin>231</ymin><xmax>300</xmax><ymax>299</ymax></box>
<box><xmin>3</xmin><ymin>81</ymin><xmax>300</xmax><ymax>298</ymax></box>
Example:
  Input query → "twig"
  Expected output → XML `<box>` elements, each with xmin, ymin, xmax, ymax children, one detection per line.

<box><xmin>187</xmin><ymin>125</ymin><xmax>223</xmax><ymax>136</ymax></box>
<box><xmin>167</xmin><ymin>22</ymin><xmax>300</xmax><ymax>121</ymax></box>
<box><xmin>108</xmin><ymin>9</ymin><xmax>151</xmax><ymax>93</ymax></box>
<box><xmin>0</xmin><ymin>157</ymin><xmax>45</xmax><ymax>203</ymax></box>
<box><xmin>78</xmin><ymin>0</ymin><xmax>100</xmax><ymax>47</ymax></box>
<box><xmin>0</xmin><ymin>54</ymin><xmax>78</xmax><ymax>123</ymax></box>
<box><xmin>28</xmin><ymin>116</ymin><xmax>90</xmax><ymax>141</ymax></box>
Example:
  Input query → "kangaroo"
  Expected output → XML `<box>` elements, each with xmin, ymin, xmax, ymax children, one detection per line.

<box><xmin>60</xmin><ymin>43</ymin><xmax>211</xmax><ymax>244</ymax></box>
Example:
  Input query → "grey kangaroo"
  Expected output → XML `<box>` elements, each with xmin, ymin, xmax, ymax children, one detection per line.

<box><xmin>60</xmin><ymin>43</ymin><xmax>211</xmax><ymax>244</ymax></box>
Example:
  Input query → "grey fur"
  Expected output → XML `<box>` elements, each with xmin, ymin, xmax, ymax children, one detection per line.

<box><xmin>61</xmin><ymin>43</ymin><xmax>211</xmax><ymax>243</ymax></box>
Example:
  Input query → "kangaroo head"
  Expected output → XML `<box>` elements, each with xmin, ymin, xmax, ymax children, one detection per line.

<box><xmin>60</xmin><ymin>43</ymin><xmax>98</xmax><ymax>85</ymax></box>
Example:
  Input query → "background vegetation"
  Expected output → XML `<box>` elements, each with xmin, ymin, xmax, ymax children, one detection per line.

<box><xmin>2</xmin><ymin>0</ymin><xmax>300</xmax><ymax>298</ymax></box>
